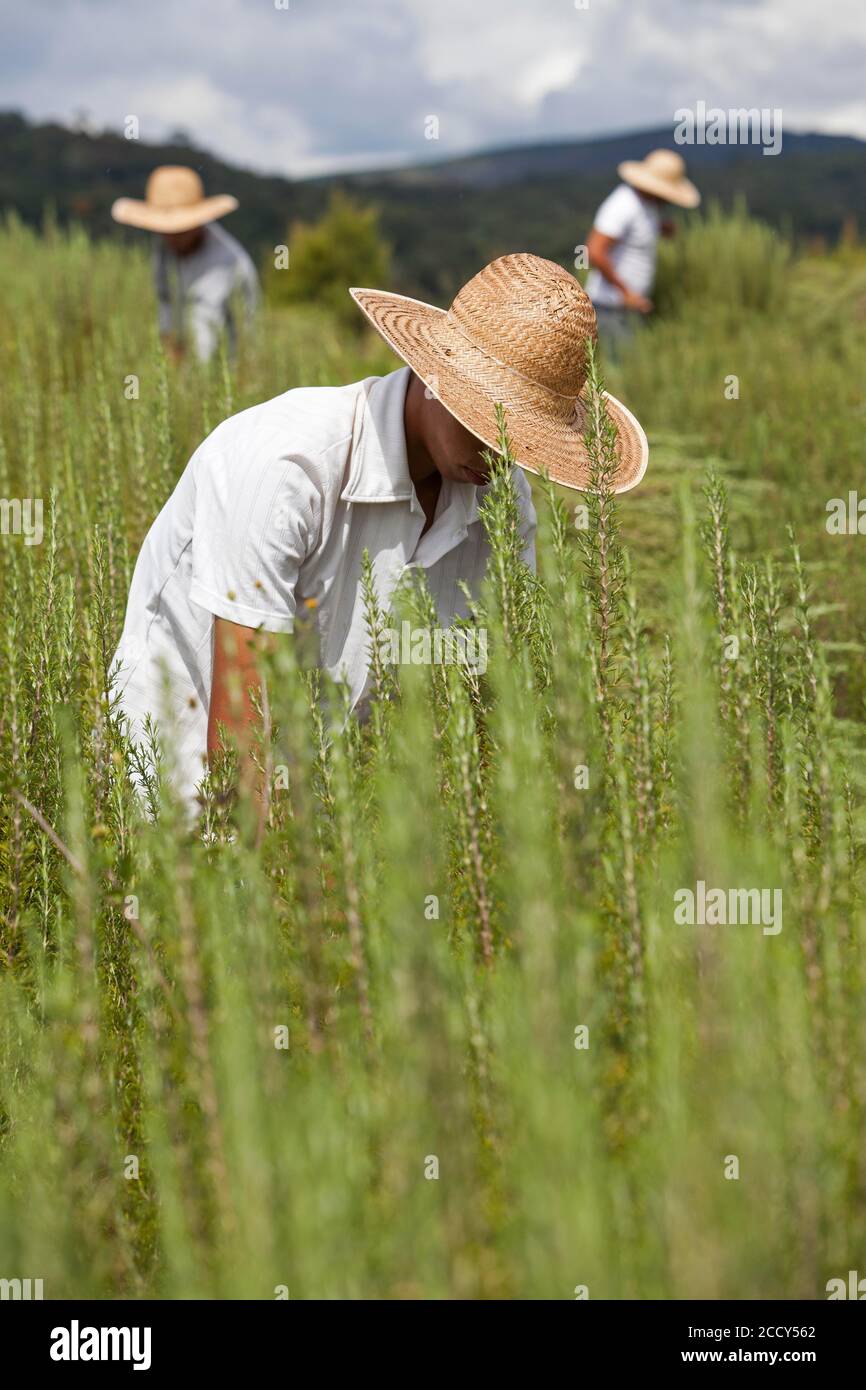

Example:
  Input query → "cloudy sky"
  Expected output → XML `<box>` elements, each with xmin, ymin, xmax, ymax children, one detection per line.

<box><xmin>3</xmin><ymin>0</ymin><xmax>865</xmax><ymax>176</ymax></box>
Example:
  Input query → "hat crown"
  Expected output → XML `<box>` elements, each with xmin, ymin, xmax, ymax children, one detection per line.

<box><xmin>446</xmin><ymin>254</ymin><xmax>597</xmax><ymax>398</ymax></box>
<box><xmin>643</xmin><ymin>148</ymin><xmax>687</xmax><ymax>181</ymax></box>
<box><xmin>145</xmin><ymin>165</ymin><xmax>205</xmax><ymax>211</ymax></box>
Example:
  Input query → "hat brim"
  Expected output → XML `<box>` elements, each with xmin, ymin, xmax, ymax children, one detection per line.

<box><xmin>349</xmin><ymin>287</ymin><xmax>648</xmax><ymax>494</ymax></box>
<box><xmin>617</xmin><ymin>161</ymin><xmax>700</xmax><ymax>209</ymax></box>
<box><xmin>110</xmin><ymin>194</ymin><xmax>239</xmax><ymax>233</ymax></box>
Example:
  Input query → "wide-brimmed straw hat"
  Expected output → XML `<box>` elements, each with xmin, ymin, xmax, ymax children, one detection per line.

<box><xmin>111</xmin><ymin>165</ymin><xmax>238</xmax><ymax>233</ymax></box>
<box><xmin>617</xmin><ymin>148</ymin><xmax>700</xmax><ymax>209</ymax></box>
<box><xmin>350</xmin><ymin>253</ymin><xmax>648</xmax><ymax>493</ymax></box>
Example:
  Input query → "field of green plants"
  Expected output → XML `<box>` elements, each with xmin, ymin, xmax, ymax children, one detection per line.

<box><xmin>0</xmin><ymin>210</ymin><xmax>864</xmax><ymax>1299</ymax></box>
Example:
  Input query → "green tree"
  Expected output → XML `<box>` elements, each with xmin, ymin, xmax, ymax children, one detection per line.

<box><xmin>267</xmin><ymin>190</ymin><xmax>391</xmax><ymax>329</ymax></box>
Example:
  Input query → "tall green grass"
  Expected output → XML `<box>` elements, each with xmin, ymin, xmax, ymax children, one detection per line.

<box><xmin>653</xmin><ymin>197</ymin><xmax>791</xmax><ymax>317</ymax></box>
<box><xmin>0</xmin><ymin>217</ymin><xmax>864</xmax><ymax>1298</ymax></box>
<box><xmin>615</xmin><ymin>203</ymin><xmax>866</xmax><ymax>720</ymax></box>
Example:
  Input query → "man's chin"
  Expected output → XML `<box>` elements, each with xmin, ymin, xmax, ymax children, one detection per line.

<box><xmin>461</xmin><ymin>465</ymin><xmax>489</xmax><ymax>486</ymax></box>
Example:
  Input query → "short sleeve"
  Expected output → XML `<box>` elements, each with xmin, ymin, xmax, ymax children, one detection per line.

<box><xmin>592</xmin><ymin>186</ymin><xmax>635</xmax><ymax>240</ymax></box>
<box><xmin>188</xmin><ymin>433</ymin><xmax>322</xmax><ymax>633</ymax></box>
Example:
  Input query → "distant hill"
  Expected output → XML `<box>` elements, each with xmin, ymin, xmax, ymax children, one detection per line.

<box><xmin>2</xmin><ymin>110</ymin><xmax>865</xmax><ymax>300</ymax></box>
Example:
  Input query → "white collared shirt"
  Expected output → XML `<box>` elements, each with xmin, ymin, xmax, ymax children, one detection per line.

<box><xmin>111</xmin><ymin>366</ymin><xmax>537</xmax><ymax>804</ymax></box>
<box><xmin>153</xmin><ymin>222</ymin><xmax>260</xmax><ymax>361</ymax></box>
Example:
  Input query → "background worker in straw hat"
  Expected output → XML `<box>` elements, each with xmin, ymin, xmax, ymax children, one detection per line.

<box><xmin>110</xmin><ymin>253</ymin><xmax>647</xmax><ymax>808</ymax></box>
<box><xmin>585</xmin><ymin>148</ymin><xmax>700</xmax><ymax>357</ymax></box>
<box><xmin>112</xmin><ymin>165</ymin><xmax>260</xmax><ymax>363</ymax></box>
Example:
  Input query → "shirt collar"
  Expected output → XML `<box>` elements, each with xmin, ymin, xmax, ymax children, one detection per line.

<box><xmin>340</xmin><ymin>367</ymin><xmax>416</xmax><ymax>504</ymax></box>
<box><xmin>339</xmin><ymin>367</ymin><xmax>481</xmax><ymax>526</ymax></box>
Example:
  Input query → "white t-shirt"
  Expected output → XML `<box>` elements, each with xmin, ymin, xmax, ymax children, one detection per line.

<box><xmin>584</xmin><ymin>183</ymin><xmax>661</xmax><ymax>308</ymax></box>
<box><xmin>110</xmin><ymin>367</ymin><xmax>537</xmax><ymax>807</ymax></box>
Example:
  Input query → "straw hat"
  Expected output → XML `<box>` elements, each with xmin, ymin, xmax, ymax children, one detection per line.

<box><xmin>351</xmin><ymin>253</ymin><xmax>648</xmax><ymax>493</ymax></box>
<box><xmin>617</xmin><ymin>148</ymin><xmax>700</xmax><ymax>209</ymax></box>
<box><xmin>111</xmin><ymin>166</ymin><xmax>238</xmax><ymax>233</ymax></box>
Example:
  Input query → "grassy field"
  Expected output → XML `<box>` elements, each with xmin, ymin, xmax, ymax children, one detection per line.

<box><xmin>0</xmin><ymin>211</ymin><xmax>864</xmax><ymax>1299</ymax></box>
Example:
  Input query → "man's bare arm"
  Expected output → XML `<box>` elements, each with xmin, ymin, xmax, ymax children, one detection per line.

<box><xmin>208</xmin><ymin>618</ymin><xmax>275</xmax><ymax>789</ymax></box>
<box><xmin>586</xmin><ymin>228</ymin><xmax>653</xmax><ymax>313</ymax></box>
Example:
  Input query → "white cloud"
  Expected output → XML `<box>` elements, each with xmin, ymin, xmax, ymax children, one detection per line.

<box><xmin>0</xmin><ymin>0</ymin><xmax>864</xmax><ymax>174</ymax></box>
<box><xmin>515</xmin><ymin>51</ymin><xmax>585</xmax><ymax>109</ymax></box>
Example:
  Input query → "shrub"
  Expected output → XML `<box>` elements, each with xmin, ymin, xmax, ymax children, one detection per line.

<box><xmin>653</xmin><ymin>198</ymin><xmax>791</xmax><ymax>317</ymax></box>
<box><xmin>265</xmin><ymin>190</ymin><xmax>392</xmax><ymax>330</ymax></box>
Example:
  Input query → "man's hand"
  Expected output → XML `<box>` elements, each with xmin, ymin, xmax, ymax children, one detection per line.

<box><xmin>621</xmin><ymin>288</ymin><xmax>654</xmax><ymax>315</ymax></box>
<box><xmin>161</xmin><ymin>333</ymin><xmax>185</xmax><ymax>364</ymax></box>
